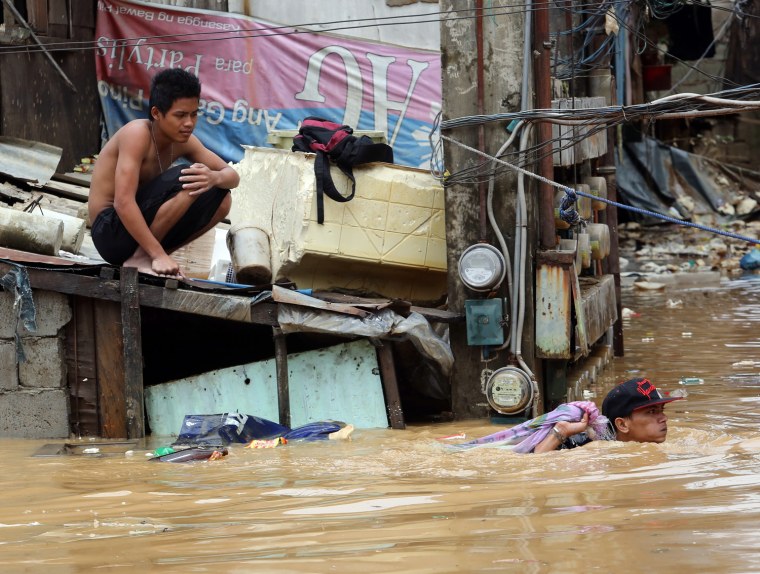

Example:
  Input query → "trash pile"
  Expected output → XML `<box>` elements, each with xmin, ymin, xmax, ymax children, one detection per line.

<box><xmin>617</xmin><ymin>220</ymin><xmax>760</xmax><ymax>280</ymax></box>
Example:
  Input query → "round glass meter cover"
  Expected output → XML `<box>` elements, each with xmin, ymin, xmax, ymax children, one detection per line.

<box><xmin>460</xmin><ymin>249</ymin><xmax>500</xmax><ymax>286</ymax></box>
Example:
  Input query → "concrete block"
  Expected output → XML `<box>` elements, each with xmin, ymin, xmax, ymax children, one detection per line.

<box><xmin>0</xmin><ymin>339</ymin><xmax>17</xmax><ymax>390</ymax></box>
<box><xmin>24</xmin><ymin>291</ymin><xmax>72</xmax><ymax>336</ymax></box>
<box><xmin>0</xmin><ymin>289</ymin><xmax>72</xmax><ymax>338</ymax></box>
<box><xmin>18</xmin><ymin>337</ymin><xmax>65</xmax><ymax>388</ymax></box>
<box><xmin>0</xmin><ymin>389</ymin><xmax>69</xmax><ymax>438</ymax></box>
<box><xmin>0</xmin><ymin>290</ymin><xmax>15</xmax><ymax>338</ymax></box>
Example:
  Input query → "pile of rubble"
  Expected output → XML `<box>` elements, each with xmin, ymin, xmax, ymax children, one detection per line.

<box><xmin>618</xmin><ymin>220</ymin><xmax>760</xmax><ymax>278</ymax></box>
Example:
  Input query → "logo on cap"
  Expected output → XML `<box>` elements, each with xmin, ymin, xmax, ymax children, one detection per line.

<box><xmin>636</xmin><ymin>378</ymin><xmax>660</xmax><ymax>399</ymax></box>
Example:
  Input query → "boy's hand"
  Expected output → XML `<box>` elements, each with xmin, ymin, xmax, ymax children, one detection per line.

<box><xmin>180</xmin><ymin>163</ymin><xmax>216</xmax><ymax>196</ymax></box>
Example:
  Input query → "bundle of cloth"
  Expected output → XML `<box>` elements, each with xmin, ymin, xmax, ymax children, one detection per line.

<box><xmin>446</xmin><ymin>401</ymin><xmax>613</xmax><ymax>453</ymax></box>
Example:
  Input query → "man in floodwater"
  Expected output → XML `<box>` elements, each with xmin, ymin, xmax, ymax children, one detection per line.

<box><xmin>89</xmin><ymin>68</ymin><xmax>239</xmax><ymax>278</ymax></box>
<box><xmin>533</xmin><ymin>377</ymin><xmax>683</xmax><ymax>453</ymax></box>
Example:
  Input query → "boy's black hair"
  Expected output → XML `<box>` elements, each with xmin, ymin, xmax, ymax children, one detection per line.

<box><xmin>149</xmin><ymin>68</ymin><xmax>201</xmax><ymax>117</ymax></box>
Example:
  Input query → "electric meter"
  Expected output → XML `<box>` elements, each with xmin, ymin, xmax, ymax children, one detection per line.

<box><xmin>485</xmin><ymin>366</ymin><xmax>534</xmax><ymax>414</ymax></box>
<box><xmin>457</xmin><ymin>243</ymin><xmax>506</xmax><ymax>292</ymax></box>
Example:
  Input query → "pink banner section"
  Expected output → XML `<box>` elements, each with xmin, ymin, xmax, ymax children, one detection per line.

<box><xmin>95</xmin><ymin>0</ymin><xmax>442</xmax><ymax>166</ymax></box>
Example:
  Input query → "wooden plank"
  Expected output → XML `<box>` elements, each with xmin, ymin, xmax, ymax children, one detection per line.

<box><xmin>0</xmin><ymin>262</ymin><xmax>279</xmax><ymax>324</ymax></box>
<box><xmin>569</xmin><ymin>264</ymin><xmax>589</xmax><ymax>358</ymax></box>
<box><xmin>0</xmin><ymin>35</ymin><xmax>99</xmax><ymax>171</ymax></box>
<box><xmin>272</xmin><ymin>285</ymin><xmax>370</xmax><ymax>318</ymax></box>
<box><xmin>70</xmin><ymin>1</ymin><xmax>94</xmax><ymax>39</ymax></box>
<box><xmin>64</xmin><ymin>296</ymin><xmax>100</xmax><ymax>436</ymax></box>
<box><xmin>93</xmin><ymin>299</ymin><xmax>127</xmax><ymax>438</ymax></box>
<box><xmin>273</xmin><ymin>327</ymin><xmax>291</xmax><ymax>429</ymax></box>
<box><xmin>41</xmin><ymin>179</ymin><xmax>90</xmax><ymax>202</ymax></box>
<box><xmin>27</xmin><ymin>0</ymin><xmax>48</xmax><ymax>32</ymax></box>
<box><xmin>47</xmin><ymin>0</ymin><xmax>68</xmax><ymax>38</ymax></box>
<box><xmin>120</xmin><ymin>267</ymin><xmax>144</xmax><ymax>438</ymax></box>
<box><xmin>0</xmin><ymin>183</ymin><xmax>31</xmax><ymax>204</ymax></box>
<box><xmin>376</xmin><ymin>343</ymin><xmax>405</xmax><ymax>429</ymax></box>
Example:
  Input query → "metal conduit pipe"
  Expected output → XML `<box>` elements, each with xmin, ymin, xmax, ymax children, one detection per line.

<box><xmin>534</xmin><ymin>0</ymin><xmax>557</xmax><ymax>249</ymax></box>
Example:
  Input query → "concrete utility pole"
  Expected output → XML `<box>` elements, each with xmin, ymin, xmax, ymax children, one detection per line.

<box><xmin>439</xmin><ymin>1</ymin><xmax>538</xmax><ymax>419</ymax></box>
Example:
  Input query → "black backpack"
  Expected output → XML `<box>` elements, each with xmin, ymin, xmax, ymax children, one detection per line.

<box><xmin>291</xmin><ymin>117</ymin><xmax>394</xmax><ymax>224</ymax></box>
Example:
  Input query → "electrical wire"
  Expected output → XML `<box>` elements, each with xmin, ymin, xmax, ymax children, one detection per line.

<box><xmin>440</xmin><ymin>133</ymin><xmax>760</xmax><ymax>245</ymax></box>
<box><xmin>0</xmin><ymin>0</ymin><xmax>756</xmax><ymax>57</ymax></box>
<box><xmin>0</xmin><ymin>1</ymin><xmax>609</xmax><ymax>55</ymax></box>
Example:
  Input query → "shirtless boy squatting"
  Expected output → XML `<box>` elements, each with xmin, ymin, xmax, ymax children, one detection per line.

<box><xmin>89</xmin><ymin>68</ymin><xmax>240</xmax><ymax>278</ymax></box>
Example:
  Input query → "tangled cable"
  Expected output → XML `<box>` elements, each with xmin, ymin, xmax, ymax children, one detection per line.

<box><xmin>440</xmin><ymin>84</ymin><xmax>760</xmax><ymax>131</ymax></box>
<box><xmin>440</xmin><ymin>134</ymin><xmax>760</xmax><ymax>245</ymax></box>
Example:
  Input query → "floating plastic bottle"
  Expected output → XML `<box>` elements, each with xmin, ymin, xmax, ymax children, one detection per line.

<box><xmin>678</xmin><ymin>377</ymin><xmax>704</xmax><ymax>385</ymax></box>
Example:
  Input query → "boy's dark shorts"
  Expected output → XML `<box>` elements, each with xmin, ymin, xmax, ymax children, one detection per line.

<box><xmin>91</xmin><ymin>164</ymin><xmax>230</xmax><ymax>265</ymax></box>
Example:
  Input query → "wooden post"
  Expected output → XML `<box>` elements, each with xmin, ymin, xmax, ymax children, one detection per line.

<box><xmin>94</xmin><ymin>299</ymin><xmax>126</xmax><ymax>438</ymax></box>
<box><xmin>273</xmin><ymin>327</ymin><xmax>291</xmax><ymax>428</ymax></box>
<box><xmin>120</xmin><ymin>267</ymin><xmax>144</xmax><ymax>438</ymax></box>
<box><xmin>376</xmin><ymin>343</ymin><xmax>406</xmax><ymax>430</ymax></box>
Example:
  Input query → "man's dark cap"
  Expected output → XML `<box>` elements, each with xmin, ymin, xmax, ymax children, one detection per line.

<box><xmin>602</xmin><ymin>377</ymin><xmax>683</xmax><ymax>426</ymax></box>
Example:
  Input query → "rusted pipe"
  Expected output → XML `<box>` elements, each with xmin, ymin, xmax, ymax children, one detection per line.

<box><xmin>533</xmin><ymin>0</ymin><xmax>556</xmax><ymax>249</ymax></box>
<box><xmin>476</xmin><ymin>0</ymin><xmax>488</xmax><ymax>241</ymax></box>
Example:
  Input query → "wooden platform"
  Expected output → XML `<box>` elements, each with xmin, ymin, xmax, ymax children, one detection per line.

<box><xmin>0</xmin><ymin>249</ymin><xmax>460</xmax><ymax>439</ymax></box>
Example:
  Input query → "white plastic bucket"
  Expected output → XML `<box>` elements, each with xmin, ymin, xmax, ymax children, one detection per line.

<box><xmin>226</xmin><ymin>223</ymin><xmax>272</xmax><ymax>285</ymax></box>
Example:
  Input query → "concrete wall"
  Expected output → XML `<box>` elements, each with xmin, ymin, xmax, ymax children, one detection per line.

<box><xmin>241</xmin><ymin>0</ymin><xmax>441</xmax><ymax>51</ymax></box>
<box><xmin>0</xmin><ymin>289</ymin><xmax>72</xmax><ymax>438</ymax></box>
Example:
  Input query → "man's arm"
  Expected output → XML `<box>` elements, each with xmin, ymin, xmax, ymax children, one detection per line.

<box><xmin>112</xmin><ymin>125</ymin><xmax>171</xmax><ymax>266</ymax></box>
<box><xmin>533</xmin><ymin>412</ymin><xmax>590</xmax><ymax>453</ymax></box>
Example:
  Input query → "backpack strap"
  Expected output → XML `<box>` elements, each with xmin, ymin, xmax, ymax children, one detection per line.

<box><xmin>313</xmin><ymin>150</ymin><xmax>356</xmax><ymax>224</ymax></box>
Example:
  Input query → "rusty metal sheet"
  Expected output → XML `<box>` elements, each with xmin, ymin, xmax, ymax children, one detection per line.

<box><xmin>535</xmin><ymin>261</ymin><xmax>572</xmax><ymax>359</ymax></box>
<box><xmin>0</xmin><ymin>246</ymin><xmax>99</xmax><ymax>266</ymax></box>
<box><xmin>0</xmin><ymin>136</ymin><xmax>62</xmax><ymax>184</ymax></box>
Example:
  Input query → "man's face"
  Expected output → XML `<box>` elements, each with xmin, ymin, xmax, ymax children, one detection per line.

<box><xmin>618</xmin><ymin>403</ymin><xmax>669</xmax><ymax>443</ymax></box>
<box><xmin>158</xmin><ymin>97</ymin><xmax>199</xmax><ymax>142</ymax></box>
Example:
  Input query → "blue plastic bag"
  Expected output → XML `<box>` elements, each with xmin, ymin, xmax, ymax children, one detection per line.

<box><xmin>740</xmin><ymin>249</ymin><xmax>760</xmax><ymax>271</ymax></box>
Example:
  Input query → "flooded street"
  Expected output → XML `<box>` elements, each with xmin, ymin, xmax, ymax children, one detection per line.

<box><xmin>0</xmin><ymin>276</ymin><xmax>758</xmax><ymax>573</ymax></box>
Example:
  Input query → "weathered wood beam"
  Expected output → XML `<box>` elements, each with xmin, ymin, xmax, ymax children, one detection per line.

<box><xmin>93</xmin><ymin>299</ymin><xmax>126</xmax><ymax>438</ymax></box>
<box><xmin>0</xmin><ymin>262</ymin><xmax>278</xmax><ymax>324</ymax></box>
<box><xmin>273</xmin><ymin>327</ymin><xmax>291</xmax><ymax>429</ymax></box>
<box><xmin>120</xmin><ymin>267</ymin><xmax>144</xmax><ymax>439</ymax></box>
<box><xmin>376</xmin><ymin>343</ymin><xmax>406</xmax><ymax>430</ymax></box>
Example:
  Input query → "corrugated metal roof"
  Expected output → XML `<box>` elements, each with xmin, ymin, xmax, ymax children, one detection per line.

<box><xmin>0</xmin><ymin>136</ymin><xmax>62</xmax><ymax>184</ymax></box>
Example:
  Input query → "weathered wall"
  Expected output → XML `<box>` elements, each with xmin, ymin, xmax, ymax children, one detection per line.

<box><xmin>0</xmin><ymin>2</ymin><xmax>100</xmax><ymax>173</ymax></box>
<box><xmin>0</xmin><ymin>289</ymin><xmax>72</xmax><ymax>438</ymax></box>
<box><xmin>439</xmin><ymin>1</ymin><xmax>532</xmax><ymax>419</ymax></box>
<box><xmin>240</xmin><ymin>0</ymin><xmax>441</xmax><ymax>51</ymax></box>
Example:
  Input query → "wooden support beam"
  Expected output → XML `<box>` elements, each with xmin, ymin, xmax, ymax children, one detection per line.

<box><xmin>0</xmin><ymin>262</ymin><xmax>278</xmax><ymax>325</ymax></box>
<box><xmin>93</xmin><ymin>299</ymin><xmax>127</xmax><ymax>438</ymax></box>
<box><xmin>64</xmin><ymin>296</ymin><xmax>99</xmax><ymax>437</ymax></box>
<box><xmin>120</xmin><ymin>267</ymin><xmax>144</xmax><ymax>439</ymax></box>
<box><xmin>376</xmin><ymin>343</ymin><xmax>406</xmax><ymax>430</ymax></box>
<box><xmin>273</xmin><ymin>327</ymin><xmax>291</xmax><ymax>429</ymax></box>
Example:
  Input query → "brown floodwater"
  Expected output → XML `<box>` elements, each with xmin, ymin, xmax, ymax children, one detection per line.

<box><xmin>1</xmin><ymin>275</ymin><xmax>758</xmax><ymax>573</ymax></box>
